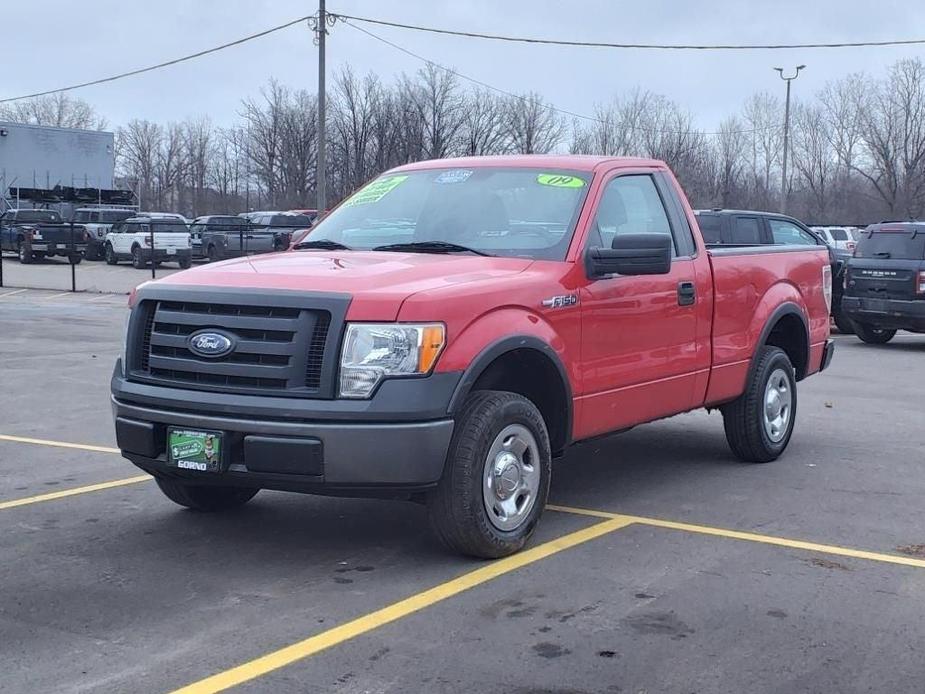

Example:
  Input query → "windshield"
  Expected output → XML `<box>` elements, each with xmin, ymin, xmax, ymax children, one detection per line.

<box><xmin>856</xmin><ymin>228</ymin><xmax>925</xmax><ymax>260</ymax></box>
<box><xmin>100</xmin><ymin>210</ymin><xmax>135</xmax><ymax>223</ymax></box>
<box><xmin>17</xmin><ymin>210</ymin><xmax>61</xmax><ymax>223</ymax></box>
<box><xmin>829</xmin><ymin>228</ymin><xmax>850</xmax><ymax>241</ymax></box>
<box><xmin>305</xmin><ymin>167</ymin><xmax>591</xmax><ymax>260</ymax></box>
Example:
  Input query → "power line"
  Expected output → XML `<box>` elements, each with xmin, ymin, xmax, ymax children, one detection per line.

<box><xmin>342</xmin><ymin>19</ymin><xmax>780</xmax><ymax>137</ymax></box>
<box><xmin>336</xmin><ymin>12</ymin><xmax>925</xmax><ymax>51</ymax></box>
<box><xmin>0</xmin><ymin>15</ymin><xmax>312</xmax><ymax>104</ymax></box>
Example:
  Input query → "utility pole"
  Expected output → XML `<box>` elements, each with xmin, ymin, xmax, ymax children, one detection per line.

<box><xmin>314</xmin><ymin>0</ymin><xmax>327</xmax><ymax>214</ymax></box>
<box><xmin>774</xmin><ymin>65</ymin><xmax>805</xmax><ymax>215</ymax></box>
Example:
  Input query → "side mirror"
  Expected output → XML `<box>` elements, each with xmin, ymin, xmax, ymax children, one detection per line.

<box><xmin>585</xmin><ymin>232</ymin><xmax>673</xmax><ymax>278</ymax></box>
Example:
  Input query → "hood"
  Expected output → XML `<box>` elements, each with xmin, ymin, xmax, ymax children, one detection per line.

<box><xmin>154</xmin><ymin>250</ymin><xmax>533</xmax><ymax>320</ymax></box>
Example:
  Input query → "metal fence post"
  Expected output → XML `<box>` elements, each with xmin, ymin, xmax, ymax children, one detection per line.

<box><xmin>69</xmin><ymin>222</ymin><xmax>76</xmax><ymax>292</ymax></box>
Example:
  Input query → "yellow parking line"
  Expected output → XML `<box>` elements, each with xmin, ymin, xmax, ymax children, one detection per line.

<box><xmin>0</xmin><ymin>434</ymin><xmax>119</xmax><ymax>454</ymax></box>
<box><xmin>170</xmin><ymin>515</ymin><xmax>634</xmax><ymax>694</ymax></box>
<box><xmin>548</xmin><ymin>504</ymin><xmax>925</xmax><ymax>569</ymax></box>
<box><xmin>0</xmin><ymin>475</ymin><xmax>151</xmax><ymax>511</ymax></box>
<box><xmin>0</xmin><ymin>288</ymin><xmax>28</xmax><ymax>299</ymax></box>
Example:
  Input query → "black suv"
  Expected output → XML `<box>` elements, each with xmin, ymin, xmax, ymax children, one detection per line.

<box><xmin>842</xmin><ymin>222</ymin><xmax>925</xmax><ymax>344</ymax></box>
<box><xmin>694</xmin><ymin>209</ymin><xmax>847</xmax><ymax>328</ymax></box>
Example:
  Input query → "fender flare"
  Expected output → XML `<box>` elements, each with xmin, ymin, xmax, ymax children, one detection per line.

<box><xmin>750</xmin><ymin>302</ymin><xmax>811</xmax><ymax>382</ymax></box>
<box><xmin>446</xmin><ymin>335</ymin><xmax>573</xmax><ymax>449</ymax></box>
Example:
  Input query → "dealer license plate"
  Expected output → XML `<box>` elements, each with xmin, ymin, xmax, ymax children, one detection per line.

<box><xmin>166</xmin><ymin>247</ymin><xmax>177</xmax><ymax>255</ymax></box>
<box><xmin>167</xmin><ymin>428</ymin><xmax>223</xmax><ymax>472</ymax></box>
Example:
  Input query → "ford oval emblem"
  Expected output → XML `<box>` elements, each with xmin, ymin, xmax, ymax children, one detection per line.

<box><xmin>188</xmin><ymin>330</ymin><xmax>234</xmax><ymax>358</ymax></box>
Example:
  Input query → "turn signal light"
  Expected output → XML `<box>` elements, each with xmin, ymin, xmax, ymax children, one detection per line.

<box><xmin>917</xmin><ymin>270</ymin><xmax>925</xmax><ymax>295</ymax></box>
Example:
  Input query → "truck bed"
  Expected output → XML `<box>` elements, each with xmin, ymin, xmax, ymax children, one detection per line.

<box><xmin>704</xmin><ymin>245</ymin><xmax>831</xmax><ymax>405</ymax></box>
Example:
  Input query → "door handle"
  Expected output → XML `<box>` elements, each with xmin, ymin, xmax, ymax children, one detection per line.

<box><xmin>678</xmin><ymin>281</ymin><xmax>696</xmax><ymax>306</ymax></box>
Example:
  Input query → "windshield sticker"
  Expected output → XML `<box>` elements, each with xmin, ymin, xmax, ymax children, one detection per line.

<box><xmin>536</xmin><ymin>173</ymin><xmax>586</xmax><ymax>188</ymax></box>
<box><xmin>343</xmin><ymin>175</ymin><xmax>408</xmax><ymax>206</ymax></box>
<box><xmin>434</xmin><ymin>169</ymin><xmax>473</xmax><ymax>184</ymax></box>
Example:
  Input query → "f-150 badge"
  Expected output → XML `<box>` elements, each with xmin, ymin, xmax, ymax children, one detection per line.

<box><xmin>541</xmin><ymin>294</ymin><xmax>578</xmax><ymax>308</ymax></box>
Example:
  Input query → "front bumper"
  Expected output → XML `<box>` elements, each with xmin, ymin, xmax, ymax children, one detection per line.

<box><xmin>111</xmin><ymin>365</ymin><xmax>460</xmax><ymax>492</ymax></box>
<box><xmin>842</xmin><ymin>296</ymin><xmax>925</xmax><ymax>332</ymax></box>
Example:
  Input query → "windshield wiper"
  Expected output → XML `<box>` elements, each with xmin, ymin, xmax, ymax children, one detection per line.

<box><xmin>372</xmin><ymin>241</ymin><xmax>492</xmax><ymax>256</ymax></box>
<box><xmin>293</xmin><ymin>239</ymin><xmax>352</xmax><ymax>251</ymax></box>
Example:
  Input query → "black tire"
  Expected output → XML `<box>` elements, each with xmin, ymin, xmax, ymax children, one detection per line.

<box><xmin>155</xmin><ymin>477</ymin><xmax>259</xmax><ymax>512</ymax></box>
<box><xmin>833</xmin><ymin>308</ymin><xmax>854</xmax><ymax>334</ymax></box>
<box><xmin>17</xmin><ymin>241</ymin><xmax>33</xmax><ymax>264</ymax></box>
<box><xmin>70</xmin><ymin>254</ymin><xmax>83</xmax><ymax>265</ymax></box>
<box><xmin>85</xmin><ymin>245</ymin><xmax>100</xmax><ymax>261</ymax></box>
<box><xmin>207</xmin><ymin>245</ymin><xmax>220</xmax><ymax>263</ymax></box>
<box><xmin>131</xmin><ymin>246</ymin><xmax>145</xmax><ymax>269</ymax></box>
<box><xmin>854</xmin><ymin>322</ymin><xmax>896</xmax><ymax>344</ymax></box>
<box><xmin>722</xmin><ymin>346</ymin><xmax>797</xmax><ymax>463</ymax></box>
<box><xmin>178</xmin><ymin>256</ymin><xmax>192</xmax><ymax>269</ymax></box>
<box><xmin>427</xmin><ymin>390</ymin><xmax>552</xmax><ymax>559</ymax></box>
<box><xmin>105</xmin><ymin>244</ymin><xmax>118</xmax><ymax>265</ymax></box>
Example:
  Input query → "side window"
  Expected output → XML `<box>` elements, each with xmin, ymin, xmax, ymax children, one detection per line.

<box><xmin>696</xmin><ymin>214</ymin><xmax>723</xmax><ymax>244</ymax></box>
<box><xmin>769</xmin><ymin>219</ymin><xmax>817</xmax><ymax>245</ymax></box>
<box><xmin>74</xmin><ymin>211</ymin><xmax>87</xmax><ymax>223</ymax></box>
<box><xmin>587</xmin><ymin>174</ymin><xmax>675</xmax><ymax>255</ymax></box>
<box><xmin>89</xmin><ymin>211</ymin><xmax>100</xmax><ymax>223</ymax></box>
<box><xmin>731</xmin><ymin>216</ymin><xmax>762</xmax><ymax>244</ymax></box>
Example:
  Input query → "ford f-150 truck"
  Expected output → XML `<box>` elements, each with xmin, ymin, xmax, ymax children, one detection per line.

<box><xmin>112</xmin><ymin>156</ymin><xmax>834</xmax><ymax>558</ymax></box>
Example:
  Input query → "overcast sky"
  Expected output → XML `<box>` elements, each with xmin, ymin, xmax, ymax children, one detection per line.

<box><xmin>4</xmin><ymin>0</ymin><xmax>925</xmax><ymax>131</ymax></box>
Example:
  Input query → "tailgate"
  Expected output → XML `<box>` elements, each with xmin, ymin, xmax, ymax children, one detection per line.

<box><xmin>847</xmin><ymin>260</ymin><xmax>923</xmax><ymax>301</ymax></box>
<box><xmin>34</xmin><ymin>224</ymin><xmax>83</xmax><ymax>242</ymax></box>
<box><xmin>153</xmin><ymin>232</ymin><xmax>190</xmax><ymax>250</ymax></box>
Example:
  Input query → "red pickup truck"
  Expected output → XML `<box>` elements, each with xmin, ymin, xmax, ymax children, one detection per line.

<box><xmin>112</xmin><ymin>156</ymin><xmax>834</xmax><ymax>558</ymax></box>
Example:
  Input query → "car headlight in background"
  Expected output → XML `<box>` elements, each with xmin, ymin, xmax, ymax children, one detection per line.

<box><xmin>339</xmin><ymin>323</ymin><xmax>445</xmax><ymax>399</ymax></box>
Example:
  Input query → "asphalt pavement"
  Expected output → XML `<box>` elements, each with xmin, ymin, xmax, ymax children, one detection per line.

<box><xmin>1</xmin><ymin>288</ymin><xmax>924</xmax><ymax>694</ymax></box>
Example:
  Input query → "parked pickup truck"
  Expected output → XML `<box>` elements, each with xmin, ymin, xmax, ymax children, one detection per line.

<box><xmin>0</xmin><ymin>208</ymin><xmax>88</xmax><ymax>263</ymax></box>
<box><xmin>112</xmin><ymin>156</ymin><xmax>834</xmax><ymax>558</ymax></box>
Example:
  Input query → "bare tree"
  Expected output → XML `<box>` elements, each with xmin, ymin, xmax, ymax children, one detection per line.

<box><xmin>792</xmin><ymin>103</ymin><xmax>836</xmax><ymax>220</ymax></box>
<box><xmin>505</xmin><ymin>92</ymin><xmax>564</xmax><ymax>154</ymax></box>
<box><xmin>461</xmin><ymin>89</ymin><xmax>509</xmax><ymax>155</ymax></box>
<box><xmin>241</xmin><ymin>80</ymin><xmax>287</xmax><ymax>207</ymax></box>
<box><xmin>854</xmin><ymin>58</ymin><xmax>925</xmax><ymax>218</ymax></box>
<box><xmin>0</xmin><ymin>93</ymin><xmax>107</xmax><ymax>130</ymax></box>
<box><xmin>116</xmin><ymin>120</ymin><xmax>162</xmax><ymax>209</ymax></box>
<box><xmin>713</xmin><ymin>117</ymin><xmax>748</xmax><ymax>207</ymax></box>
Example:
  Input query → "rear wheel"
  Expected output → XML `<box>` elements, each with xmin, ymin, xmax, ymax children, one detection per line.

<box><xmin>207</xmin><ymin>245</ymin><xmax>220</xmax><ymax>263</ymax></box>
<box><xmin>722</xmin><ymin>346</ymin><xmax>797</xmax><ymax>463</ymax></box>
<box><xmin>833</xmin><ymin>307</ymin><xmax>854</xmax><ymax>334</ymax></box>
<box><xmin>155</xmin><ymin>477</ymin><xmax>258</xmax><ymax>511</ymax></box>
<box><xmin>854</xmin><ymin>322</ymin><xmax>896</xmax><ymax>344</ymax></box>
<box><xmin>427</xmin><ymin>390</ymin><xmax>551</xmax><ymax>558</ymax></box>
<box><xmin>178</xmin><ymin>256</ymin><xmax>192</xmax><ymax>269</ymax></box>
<box><xmin>105</xmin><ymin>244</ymin><xmax>118</xmax><ymax>265</ymax></box>
<box><xmin>17</xmin><ymin>241</ymin><xmax>33</xmax><ymax>264</ymax></box>
<box><xmin>131</xmin><ymin>246</ymin><xmax>145</xmax><ymax>269</ymax></box>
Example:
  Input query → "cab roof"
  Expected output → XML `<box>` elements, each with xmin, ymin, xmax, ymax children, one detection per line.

<box><xmin>390</xmin><ymin>154</ymin><xmax>667</xmax><ymax>174</ymax></box>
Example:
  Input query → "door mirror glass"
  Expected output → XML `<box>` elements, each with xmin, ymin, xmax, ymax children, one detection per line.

<box><xmin>586</xmin><ymin>232</ymin><xmax>672</xmax><ymax>278</ymax></box>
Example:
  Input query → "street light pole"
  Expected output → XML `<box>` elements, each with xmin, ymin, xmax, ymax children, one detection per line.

<box><xmin>774</xmin><ymin>65</ymin><xmax>805</xmax><ymax>215</ymax></box>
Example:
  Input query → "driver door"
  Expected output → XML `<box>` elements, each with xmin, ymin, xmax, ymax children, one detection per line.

<box><xmin>576</xmin><ymin>171</ymin><xmax>703</xmax><ymax>438</ymax></box>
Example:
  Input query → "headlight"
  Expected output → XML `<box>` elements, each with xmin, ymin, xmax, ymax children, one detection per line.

<box><xmin>339</xmin><ymin>323</ymin><xmax>445</xmax><ymax>398</ymax></box>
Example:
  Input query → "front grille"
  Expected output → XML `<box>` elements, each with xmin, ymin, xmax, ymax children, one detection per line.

<box><xmin>131</xmin><ymin>298</ymin><xmax>336</xmax><ymax>397</ymax></box>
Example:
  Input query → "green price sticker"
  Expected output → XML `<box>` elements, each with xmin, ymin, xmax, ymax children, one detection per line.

<box><xmin>536</xmin><ymin>173</ymin><xmax>586</xmax><ymax>188</ymax></box>
<box><xmin>343</xmin><ymin>175</ymin><xmax>409</xmax><ymax>207</ymax></box>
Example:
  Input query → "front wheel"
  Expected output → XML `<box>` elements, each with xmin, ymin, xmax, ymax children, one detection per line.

<box><xmin>105</xmin><ymin>244</ymin><xmax>118</xmax><ymax>265</ymax></box>
<box><xmin>722</xmin><ymin>346</ymin><xmax>797</xmax><ymax>463</ymax></box>
<box><xmin>854</xmin><ymin>322</ymin><xmax>896</xmax><ymax>344</ymax></box>
<box><xmin>427</xmin><ymin>391</ymin><xmax>551</xmax><ymax>558</ymax></box>
<box><xmin>155</xmin><ymin>477</ymin><xmax>259</xmax><ymax>511</ymax></box>
<box><xmin>178</xmin><ymin>256</ymin><xmax>192</xmax><ymax>269</ymax></box>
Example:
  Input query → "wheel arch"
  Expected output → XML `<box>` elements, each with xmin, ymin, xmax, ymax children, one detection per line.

<box><xmin>752</xmin><ymin>302</ymin><xmax>811</xmax><ymax>382</ymax></box>
<box><xmin>447</xmin><ymin>336</ymin><xmax>572</xmax><ymax>456</ymax></box>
